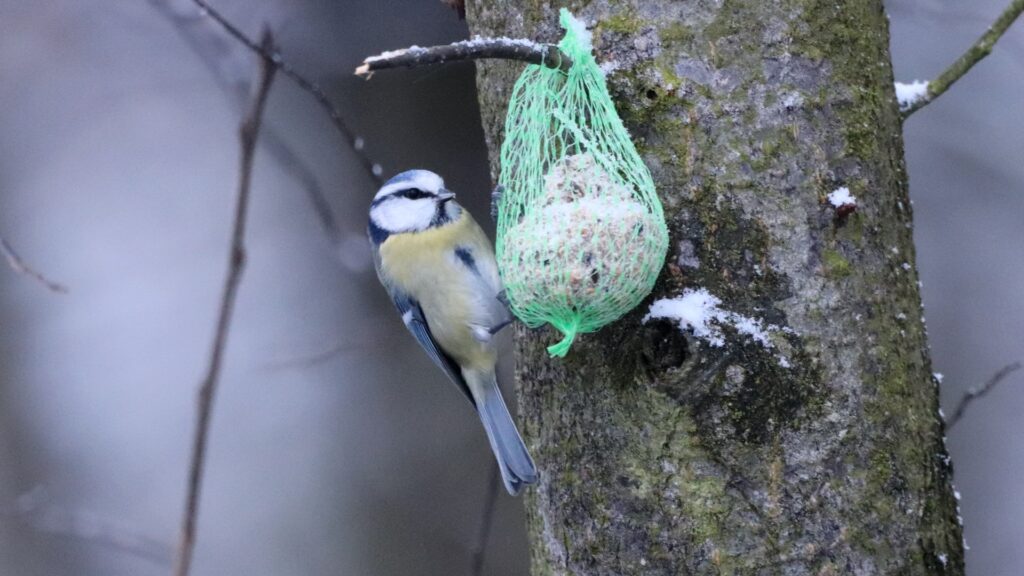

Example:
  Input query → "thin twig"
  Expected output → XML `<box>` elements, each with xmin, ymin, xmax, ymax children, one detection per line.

<box><xmin>470</xmin><ymin>463</ymin><xmax>502</xmax><ymax>576</ymax></box>
<box><xmin>149</xmin><ymin>0</ymin><xmax>342</xmax><ymax>246</ymax></box>
<box><xmin>185</xmin><ymin>0</ymin><xmax>383</xmax><ymax>184</ymax></box>
<box><xmin>356</xmin><ymin>38</ymin><xmax>572</xmax><ymax>77</ymax></box>
<box><xmin>946</xmin><ymin>362</ymin><xmax>1022</xmax><ymax>429</ymax></box>
<box><xmin>1</xmin><ymin>236</ymin><xmax>68</xmax><ymax>293</ymax></box>
<box><xmin>172</xmin><ymin>28</ymin><xmax>277</xmax><ymax>576</ymax></box>
<box><xmin>261</xmin><ymin>331</ymin><xmax>401</xmax><ymax>372</ymax></box>
<box><xmin>901</xmin><ymin>0</ymin><xmax>1024</xmax><ymax>118</ymax></box>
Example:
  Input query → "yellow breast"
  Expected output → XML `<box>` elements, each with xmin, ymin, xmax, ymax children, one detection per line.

<box><xmin>379</xmin><ymin>211</ymin><xmax>478</xmax><ymax>291</ymax></box>
<box><xmin>379</xmin><ymin>212</ymin><xmax>495</xmax><ymax>369</ymax></box>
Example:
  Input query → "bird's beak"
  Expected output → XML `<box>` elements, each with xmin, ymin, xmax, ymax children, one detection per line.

<box><xmin>437</xmin><ymin>189</ymin><xmax>456</xmax><ymax>203</ymax></box>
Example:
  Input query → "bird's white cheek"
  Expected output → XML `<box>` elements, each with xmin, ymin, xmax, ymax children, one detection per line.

<box><xmin>372</xmin><ymin>197</ymin><xmax>435</xmax><ymax>232</ymax></box>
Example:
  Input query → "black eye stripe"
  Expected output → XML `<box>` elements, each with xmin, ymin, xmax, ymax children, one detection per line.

<box><xmin>370</xmin><ymin>187</ymin><xmax>435</xmax><ymax>208</ymax></box>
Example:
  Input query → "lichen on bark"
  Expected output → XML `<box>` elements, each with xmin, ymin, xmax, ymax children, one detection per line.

<box><xmin>466</xmin><ymin>1</ymin><xmax>964</xmax><ymax>574</ymax></box>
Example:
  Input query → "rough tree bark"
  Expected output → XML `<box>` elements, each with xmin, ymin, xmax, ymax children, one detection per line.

<box><xmin>466</xmin><ymin>1</ymin><xmax>964</xmax><ymax>574</ymax></box>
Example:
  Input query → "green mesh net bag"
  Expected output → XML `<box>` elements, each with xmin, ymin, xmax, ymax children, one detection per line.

<box><xmin>496</xmin><ymin>8</ymin><xmax>669</xmax><ymax>357</ymax></box>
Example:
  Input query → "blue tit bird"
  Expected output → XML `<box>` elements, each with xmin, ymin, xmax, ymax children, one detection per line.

<box><xmin>367</xmin><ymin>169</ymin><xmax>538</xmax><ymax>495</ymax></box>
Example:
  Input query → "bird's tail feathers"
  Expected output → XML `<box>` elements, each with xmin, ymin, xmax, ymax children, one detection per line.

<box><xmin>469</xmin><ymin>372</ymin><xmax>538</xmax><ymax>496</ymax></box>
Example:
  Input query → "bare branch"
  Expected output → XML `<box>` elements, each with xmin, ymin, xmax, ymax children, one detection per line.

<box><xmin>148</xmin><ymin>0</ymin><xmax>343</xmax><ymax>246</ymax></box>
<box><xmin>183</xmin><ymin>0</ymin><xmax>383</xmax><ymax>184</ymax></box>
<box><xmin>356</xmin><ymin>38</ymin><xmax>572</xmax><ymax>77</ymax></box>
<box><xmin>470</xmin><ymin>463</ymin><xmax>501</xmax><ymax>576</ymax></box>
<box><xmin>1</xmin><ymin>236</ymin><xmax>68</xmax><ymax>294</ymax></box>
<box><xmin>172</xmin><ymin>28</ymin><xmax>277</xmax><ymax>576</ymax></box>
<box><xmin>901</xmin><ymin>0</ymin><xmax>1024</xmax><ymax>118</ymax></box>
<box><xmin>947</xmin><ymin>361</ymin><xmax>1022</xmax><ymax>429</ymax></box>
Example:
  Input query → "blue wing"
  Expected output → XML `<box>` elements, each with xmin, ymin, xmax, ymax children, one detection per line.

<box><xmin>389</xmin><ymin>290</ymin><xmax>475</xmax><ymax>407</ymax></box>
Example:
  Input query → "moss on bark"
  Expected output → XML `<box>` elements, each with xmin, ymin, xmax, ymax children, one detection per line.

<box><xmin>466</xmin><ymin>1</ymin><xmax>963</xmax><ymax>574</ymax></box>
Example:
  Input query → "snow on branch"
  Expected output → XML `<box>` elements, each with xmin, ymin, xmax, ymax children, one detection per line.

<box><xmin>356</xmin><ymin>37</ymin><xmax>572</xmax><ymax>77</ymax></box>
<box><xmin>895</xmin><ymin>81</ymin><xmax>929</xmax><ymax>113</ymax></box>
<box><xmin>900</xmin><ymin>0</ymin><xmax>1024</xmax><ymax>118</ymax></box>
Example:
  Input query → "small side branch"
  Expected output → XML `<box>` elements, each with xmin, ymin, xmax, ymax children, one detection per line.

<box><xmin>947</xmin><ymin>361</ymin><xmax>1022</xmax><ymax>429</ymax></box>
<box><xmin>1</xmin><ymin>236</ymin><xmax>68</xmax><ymax>293</ymax></box>
<box><xmin>901</xmin><ymin>0</ymin><xmax>1024</xmax><ymax>118</ymax></box>
<box><xmin>356</xmin><ymin>38</ymin><xmax>572</xmax><ymax>77</ymax></box>
<box><xmin>171</xmin><ymin>29</ymin><xmax>277</xmax><ymax>576</ymax></box>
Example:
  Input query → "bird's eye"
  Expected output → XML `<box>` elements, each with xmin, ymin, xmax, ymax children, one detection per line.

<box><xmin>402</xmin><ymin>188</ymin><xmax>431</xmax><ymax>200</ymax></box>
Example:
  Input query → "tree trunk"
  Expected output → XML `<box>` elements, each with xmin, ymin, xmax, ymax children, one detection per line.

<box><xmin>466</xmin><ymin>1</ymin><xmax>964</xmax><ymax>575</ymax></box>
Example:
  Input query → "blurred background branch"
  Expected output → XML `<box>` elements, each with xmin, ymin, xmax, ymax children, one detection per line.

<box><xmin>148</xmin><ymin>0</ymin><xmax>344</xmax><ymax>246</ymax></box>
<box><xmin>172</xmin><ymin>29</ymin><xmax>277</xmax><ymax>576</ymax></box>
<box><xmin>1</xmin><ymin>236</ymin><xmax>68</xmax><ymax>293</ymax></box>
<box><xmin>470</xmin><ymin>463</ymin><xmax>500</xmax><ymax>576</ymax></box>
<box><xmin>1</xmin><ymin>488</ymin><xmax>170</xmax><ymax>567</ymax></box>
<box><xmin>181</xmin><ymin>0</ymin><xmax>385</xmax><ymax>185</ymax></box>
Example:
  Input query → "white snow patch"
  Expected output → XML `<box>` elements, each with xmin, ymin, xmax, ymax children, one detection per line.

<box><xmin>827</xmin><ymin>186</ymin><xmax>856</xmax><ymax>207</ymax></box>
<box><xmin>938</xmin><ymin>553</ymin><xmax>948</xmax><ymax>566</ymax></box>
<box><xmin>563</xmin><ymin>12</ymin><xmax>593</xmax><ymax>51</ymax></box>
<box><xmin>902</xmin><ymin>262</ymin><xmax>912</xmax><ymax>271</ymax></box>
<box><xmin>645</xmin><ymin>289</ymin><xmax>728</xmax><ymax>347</ymax></box>
<box><xmin>933</xmin><ymin>372</ymin><xmax>944</xmax><ymax>383</ymax></box>
<box><xmin>895</xmin><ymin>80</ymin><xmax>929</xmax><ymax>111</ymax></box>
<box><xmin>954</xmin><ymin>489</ymin><xmax>961</xmax><ymax>501</ymax></box>
<box><xmin>644</xmin><ymin>288</ymin><xmax>792</xmax><ymax>366</ymax></box>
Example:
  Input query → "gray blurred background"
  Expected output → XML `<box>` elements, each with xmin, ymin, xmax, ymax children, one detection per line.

<box><xmin>0</xmin><ymin>1</ymin><xmax>1020</xmax><ymax>575</ymax></box>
